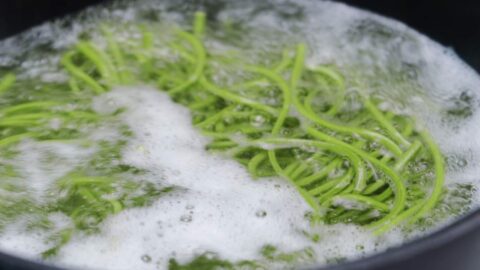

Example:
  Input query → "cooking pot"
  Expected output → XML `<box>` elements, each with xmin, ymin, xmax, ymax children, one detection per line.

<box><xmin>0</xmin><ymin>1</ymin><xmax>479</xmax><ymax>270</ymax></box>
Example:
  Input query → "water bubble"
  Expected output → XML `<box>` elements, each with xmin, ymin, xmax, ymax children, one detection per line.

<box><xmin>180</xmin><ymin>215</ymin><xmax>193</xmax><ymax>222</ymax></box>
<box><xmin>457</xmin><ymin>159</ymin><xmax>467</xmax><ymax>168</ymax></box>
<box><xmin>250</xmin><ymin>115</ymin><xmax>266</xmax><ymax>127</ymax></box>
<box><xmin>141</xmin><ymin>254</ymin><xmax>152</xmax><ymax>263</ymax></box>
<box><xmin>280</xmin><ymin>128</ymin><xmax>292</xmax><ymax>136</ymax></box>
<box><xmin>255</xmin><ymin>210</ymin><xmax>267</xmax><ymax>218</ymax></box>
<box><xmin>185</xmin><ymin>204</ymin><xmax>195</xmax><ymax>210</ymax></box>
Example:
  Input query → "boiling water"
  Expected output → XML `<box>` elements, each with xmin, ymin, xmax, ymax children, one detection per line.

<box><xmin>0</xmin><ymin>0</ymin><xmax>479</xmax><ymax>269</ymax></box>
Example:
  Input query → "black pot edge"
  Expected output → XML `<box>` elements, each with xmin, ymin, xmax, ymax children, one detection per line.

<box><xmin>319</xmin><ymin>208</ymin><xmax>480</xmax><ymax>270</ymax></box>
<box><xmin>0</xmin><ymin>251</ymin><xmax>65</xmax><ymax>270</ymax></box>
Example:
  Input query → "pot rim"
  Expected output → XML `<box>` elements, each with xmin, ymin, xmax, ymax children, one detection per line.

<box><xmin>319</xmin><ymin>208</ymin><xmax>480</xmax><ymax>270</ymax></box>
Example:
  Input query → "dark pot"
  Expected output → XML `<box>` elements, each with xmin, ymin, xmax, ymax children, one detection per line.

<box><xmin>0</xmin><ymin>1</ymin><xmax>479</xmax><ymax>270</ymax></box>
